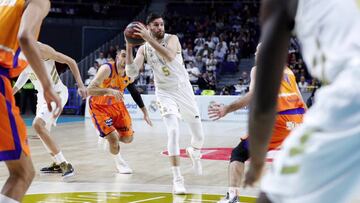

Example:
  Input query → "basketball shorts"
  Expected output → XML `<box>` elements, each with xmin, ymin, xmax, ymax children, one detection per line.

<box><xmin>0</xmin><ymin>75</ymin><xmax>29</xmax><ymax>161</ymax></box>
<box><xmin>36</xmin><ymin>86</ymin><xmax>68</xmax><ymax>130</ymax></box>
<box><xmin>155</xmin><ymin>82</ymin><xmax>201</xmax><ymax>122</ymax></box>
<box><xmin>235</xmin><ymin>110</ymin><xmax>304</xmax><ymax>162</ymax></box>
<box><xmin>261</xmin><ymin>63</ymin><xmax>360</xmax><ymax>203</ymax></box>
<box><xmin>89</xmin><ymin>99</ymin><xmax>133</xmax><ymax>138</ymax></box>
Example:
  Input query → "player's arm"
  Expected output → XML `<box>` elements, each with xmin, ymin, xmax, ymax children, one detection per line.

<box><xmin>18</xmin><ymin>0</ymin><xmax>62</xmax><ymax>116</ymax></box>
<box><xmin>208</xmin><ymin>67</ymin><xmax>256</xmax><ymax>120</ymax></box>
<box><xmin>244</xmin><ymin>0</ymin><xmax>295</xmax><ymax>186</ymax></box>
<box><xmin>37</xmin><ymin>42</ymin><xmax>87</xmax><ymax>99</ymax></box>
<box><xmin>12</xmin><ymin>70</ymin><xmax>30</xmax><ymax>95</ymax></box>
<box><xmin>133</xmin><ymin>23</ymin><xmax>178</xmax><ymax>62</ymax></box>
<box><xmin>87</xmin><ymin>64</ymin><xmax>122</xmax><ymax>100</ymax></box>
<box><xmin>125</xmin><ymin>44</ymin><xmax>145</xmax><ymax>78</ymax></box>
<box><xmin>127</xmin><ymin>82</ymin><xmax>152</xmax><ymax>126</ymax></box>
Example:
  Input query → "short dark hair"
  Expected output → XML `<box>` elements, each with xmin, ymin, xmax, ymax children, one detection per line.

<box><xmin>146</xmin><ymin>13</ymin><xmax>163</xmax><ymax>25</ymax></box>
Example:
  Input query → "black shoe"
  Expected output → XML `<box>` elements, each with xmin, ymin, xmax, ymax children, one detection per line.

<box><xmin>40</xmin><ymin>162</ymin><xmax>62</xmax><ymax>173</ymax></box>
<box><xmin>60</xmin><ymin>162</ymin><xmax>75</xmax><ymax>178</ymax></box>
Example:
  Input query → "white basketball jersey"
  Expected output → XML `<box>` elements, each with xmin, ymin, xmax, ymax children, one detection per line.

<box><xmin>23</xmin><ymin>58</ymin><xmax>66</xmax><ymax>92</ymax></box>
<box><xmin>294</xmin><ymin>0</ymin><xmax>360</xmax><ymax>83</ymax></box>
<box><xmin>144</xmin><ymin>33</ymin><xmax>190</xmax><ymax>89</ymax></box>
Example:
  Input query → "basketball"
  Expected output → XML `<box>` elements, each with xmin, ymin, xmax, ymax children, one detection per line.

<box><xmin>124</xmin><ymin>21</ymin><xmax>146</xmax><ymax>45</ymax></box>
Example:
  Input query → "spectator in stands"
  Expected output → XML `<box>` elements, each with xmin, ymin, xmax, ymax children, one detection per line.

<box><xmin>85</xmin><ymin>63</ymin><xmax>98</xmax><ymax>87</ymax></box>
<box><xmin>205</xmin><ymin>36</ymin><xmax>216</xmax><ymax>50</ymax></box>
<box><xmin>106</xmin><ymin>53</ymin><xmax>113</xmax><ymax>62</ymax></box>
<box><xmin>233</xmin><ymin>79</ymin><xmax>248</xmax><ymax>95</ymax></box>
<box><xmin>241</xmin><ymin>71</ymin><xmax>250</xmax><ymax>86</ymax></box>
<box><xmin>137</xmin><ymin>69</ymin><xmax>148</xmax><ymax>86</ymax></box>
<box><xmin>96</xmin><ymin>52</ymin><xmax>107</xmax><ymax>65</ymax></box>
<box><xmin>207</xmin><ymin>71</ymin><xmax>217</xmax><ymax>90</ymax></box>
<box><xmin>214</xmin><ymin>44</ymin><xmax>226</xmax><ymax>63</ymax></box>
<box><xmin>211</xmin><ymin>31</ymin><xmax>219</xmax><ymax>45</ymax></box>
<box><xmin>227</xmin><ymin>48</ymin><xmax>239</xmax><ymax>64</ymax></box>
<box><xmin>194</xmin><ymin>40</ymin><xmax>204</xmax><ymax>55</ymax></box>
<box><xmin>194</xmin><ymin>32</ymin><xmax>206</xmax><ymax>48</ymax></box>
<box><xmin>298</xmin><ymin>76</ymin><xmax>309</xmax><ymax>93</ymax></box>
<box><xmin>198</xmin><ymin>43</ymin><xmax>211</xmax><ymax>58</ymax></box>
<box><xmin>194</xmin><ymin>55</ymin><xmax>206</xmax><ymax>73</ymax></box>
<box><xmin>184</xmin><ymin>49</ymin><xmax>196</xmax><ymax>63</ymax></box>
<box><xmin>197</xmin><ymin>72</ymin><xmax>210</xmax><ymax>91</ymax></box>
<box><xmin>218</xmin><ymin>37</ymin><xmax>228</xmax><ymax>53</ymax></box>
<box><xmin>220</xmin><ymin>86</ymin><xmax>231</xmax><ymax>95</ymax></box>
<box><xmin>186</xmin><ymin>61</ymin><xmax>201</xmax><ymax>85</ymax></box>
<box><xmin>205</xmin><ymin>53</ymin><xmax>218</xmax><ymax>72</ymax></box>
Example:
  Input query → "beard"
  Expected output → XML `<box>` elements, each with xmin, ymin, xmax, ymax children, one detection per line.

<box><xmin>153</xmin><ymin>31</ymin><xmax>165</xmax><ymax>40</ymax></box>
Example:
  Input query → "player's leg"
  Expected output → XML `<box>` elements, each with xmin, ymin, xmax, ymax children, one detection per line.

<box><xmin>163</xmin><ymin>113</ymin><xmax>186</xmax><ymax>194</ymax></box>
<box><xmin>117</xmin><ymin>104</ymin><xmax>134</xmax><ymax>144</ymax></box>
<box><xmin>257</xmin><ymin>193</ymin><xmax>272</xmax><ymax>203</ymax></box>
<box><xmin>176</xmin><ymin>84</ymin><xmax>204</xmax><ymax>175</ymax></box>
<box><xmin>2</xmin><ymin>153</ymin><xmax>35</xmax><ymax>202</ymax></box>
<box><xmin>0</xmin><ymin>76</ymin><xmax>34</xmax><ymax>202</ymax></box>
<box><xmin>34</xmin><ymin>89</ymin><xmax>73</xmax><ymax>178</ymax></box>
<box><xmin>106</xmin><ymin>129</ymin><xmax>132</xmax><ymax>174</ymax></box>
<box><xmin>218</xmin><ymin>139</ymin><xmax>249</xmax><ymax>203</ymax></box>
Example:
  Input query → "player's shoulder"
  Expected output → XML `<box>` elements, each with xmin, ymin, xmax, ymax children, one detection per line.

<box><xmin>250</xmin><ymin>66</ymin><xmax>257</xmax><ymax>73</ymax></box>
<box><xmin>284</xmin><ymin>66</ymin><xmax>295</xmax><ymax>75</ymax></box>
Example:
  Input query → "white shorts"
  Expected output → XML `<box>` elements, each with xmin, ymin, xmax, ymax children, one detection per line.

<box><xmin>261</xmin><ymin>63</ymin><xmax>360</xmax><ymax>203</ymax></box>
<box><xmin>155</xmin><ymin>82</ymin><xmax>201</xmax><ymax>122</ymax></box>
<box><xmin>36</xmin><ymin>87</ymin><xmax>68</xmax><ymax>129</ymax></box>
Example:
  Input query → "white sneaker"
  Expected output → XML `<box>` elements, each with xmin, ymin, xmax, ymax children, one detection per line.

<box><xmin>217</xmin><ymin>193</ymin><xmax>240</xmax><ymax>203</ymax></box>
<box><xmin>186</xmin><ymin>147</ymin><xmax>202</xmax><ymax>175</ymax></box>
<box><xmin>173</xmin><ymin>176</ymin><xmax>186</xmax><ymax>195</ymax></box>
<box><xmin>114</xmin><ymin>157</ymin><xmax>133</xmax><ymax>174</ymax></box>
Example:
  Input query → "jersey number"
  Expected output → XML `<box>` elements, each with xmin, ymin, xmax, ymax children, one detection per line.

<box><xmin>162</xmin><ymin>66</ymin><xmax>170</xmax><ymax>76</ymax></box>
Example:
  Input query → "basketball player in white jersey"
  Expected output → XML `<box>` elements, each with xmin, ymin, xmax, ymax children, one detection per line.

<box><xmin>243</xmin><ymin>0</ymin><xmax>360</xmax><ymax>203</ymax></box>
<box><xmin>13</xmin><ymin>42</ymin><xmax>87</xmax><ymax>179</ymax></box>
<box><xmin>125</xmin><ymin>13</ymin><xmax>205</xmax><ymax>194</ymax></box>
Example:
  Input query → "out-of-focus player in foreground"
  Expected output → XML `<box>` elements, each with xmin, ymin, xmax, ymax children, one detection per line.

<box><xmin>0</xmin><ymin>0</ymin><xmax>62</xmax><ymax>202</ymax></box>
<box><xmin>244</xmin><ymin>0</ymin><xmax>360</xmax><ymax>203</ymax></box>
<box><xmin>125</xmin><ymin>13</ymin><xmax>205</xmax><ymax>194</ymax></box>
<box><xmin>209</xmin><ymin>44</ymin><xmax>306</xmax><ymax>203</ymax></box>
<box><xmin>88</xmin><ymin>49</ymin><xmax>152</xmax><ymax>174</ymax></box>
<box><xmin>13</xmin><ymin>42</ymin><xmax>87</xmax><ymax>179</ymax></box>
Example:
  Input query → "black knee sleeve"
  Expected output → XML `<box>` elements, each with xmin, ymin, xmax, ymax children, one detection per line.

<box><xmin>230</xmin><ymin>139</ymin><xmax>249</xmax><ymax>163</ymax></box>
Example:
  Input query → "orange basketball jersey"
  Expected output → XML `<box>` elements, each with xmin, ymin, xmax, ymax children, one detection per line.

<box><xmin>0</xmin><ymin>0</ymin><xmax>28</xmax><ymax>78</ymax></box>
<box><xmin>277</xmin><ymin>67</ymin><xmax>305</xmax><ymax>112</ymax></box>
<box><xmin>90</xmin><ymin>62</ymin><xmax>131</xmax><ymax>105</ymax></box>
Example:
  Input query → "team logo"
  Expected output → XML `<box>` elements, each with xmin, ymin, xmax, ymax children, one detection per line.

<box><xmin>105</xmin><ymin>118</ymin><xmax>113</xmax><ymax>127</ymax></box>
<box><xmin>148</xmin><ymin>100</ymin><xmax>158</xmax><ymax>113</ymax></box>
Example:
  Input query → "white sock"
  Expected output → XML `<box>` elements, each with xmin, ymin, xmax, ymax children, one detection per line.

<box><xmin>0</xmin><ymin>194</ymin><xmax>19</xmax><ymax>203</ymax></box>
<box><xmin>171</xmin><ymin>166</ymin><xmax>182</xmax><ymax>180</ymax></box>
<box><xmin>54</xmin><ymin>151</ymin><xmax>67</xmax><ymax>164</ymax></box>
<box><xmin>112</xmin><ymin>153</ymin><xmax>127</xmax><ymax>166</ymax></box>
<box><xmin>229</xmin><ymin>187</ymin><xmax>239</xmax><ymax>199</ymax></box>
<box><xmin>51</xmin><ymin>155</ymin><xmax>57</xmax><ymax>163</ymax></box>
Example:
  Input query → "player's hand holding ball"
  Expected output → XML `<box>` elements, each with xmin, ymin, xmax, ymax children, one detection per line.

<box><xmin>124</xmin><ymin>21</ymin><xmax>147</xmax><ymax>46</ymax></box>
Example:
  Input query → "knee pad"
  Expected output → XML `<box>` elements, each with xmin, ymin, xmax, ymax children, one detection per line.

<box><xmin>230</xmin><ymin>139</ymin><xmax>249</xmax><ymax>163</ymax></box>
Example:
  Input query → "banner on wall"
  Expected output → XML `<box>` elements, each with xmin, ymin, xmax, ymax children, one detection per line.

<box><xmin>85</xmin><ymin>94</ymin><xmax>248</xmax><ymax>121</ymax></box>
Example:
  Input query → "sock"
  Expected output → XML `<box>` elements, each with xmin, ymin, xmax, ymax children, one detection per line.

<box><xmin>171</xmin><ymin>166</ymin><xmax>182</xmax><ymax>180</ymax></box>
<box><xmin>229</xmin><ymin>187</ymin><xmax>239</xmax><ymax>199</ymax></box>
<box><xmin>51</xmin><ymin>155</ymin><xmax>57</xmax><ymax>163</ymax></box>
<box><xmin>0</xmin><ymin>194</ymin><xmax>19</xmax><ymax>203</ymax></box>
<box><xmin>112</xmin><ymin>153</ymin><xmax>127</xmax><ymax>166</ymax></box>
<box><xmin>54</xmin><ymin>151</ymin><xmax>67</xmax><ymax>164</ymax></box>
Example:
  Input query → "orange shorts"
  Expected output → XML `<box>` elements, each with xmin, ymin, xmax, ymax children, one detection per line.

<box><xmin>0</xmin><ymin>75</ymin><xmax>29</xmax><ymax>161</ymax></box>
<box><xmin>89</xmin><ymin>98</ymin><xmax>133</xmax><ymax>138</ymax></box>
<box><xmin>268</xmin><ymin>109</ymin><xmax>305</xmax><ymax>150</ymax></box>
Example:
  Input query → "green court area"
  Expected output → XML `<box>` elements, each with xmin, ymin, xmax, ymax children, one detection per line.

<box><xmin>23</xmin><ymin>191</ymin><xmax>256</xmax><ymax>203</ymax></box>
